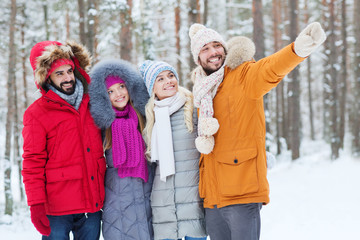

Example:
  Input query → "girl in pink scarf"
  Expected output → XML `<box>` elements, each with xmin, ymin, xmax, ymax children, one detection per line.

<box><xmin>104</xmin><ymin>75</ymin><xmax>148</xmax><ymax>182</ymax></box>
<box><xmin>90</xmin><ymin>59</ymin><xmax>153</xmax><ymax>240</ymax></box>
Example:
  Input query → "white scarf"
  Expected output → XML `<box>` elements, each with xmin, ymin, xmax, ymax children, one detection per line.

<box><xmin>151</xmin><ymin>92</ymin><xmax>186</xmax><ymax>182</ymax></box>
<box><xmin>192</xmin><ymin>65</ymin><xmax>225</xmax><ymax>153</ymax></box>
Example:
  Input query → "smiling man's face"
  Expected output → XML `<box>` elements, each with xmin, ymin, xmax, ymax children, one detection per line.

<box><xmin>198</xmin><ymin>41</ymin><xmax>226</xmax><ymax>75</ymax></box>
<box><xmin>49</xmin><ymin>64</ymin><xmax>76</xmax><ymax>95</ymax></box>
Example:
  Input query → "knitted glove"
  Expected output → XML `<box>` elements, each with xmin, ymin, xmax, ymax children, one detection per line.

<box><xmin>294</xmin><ymin>22</ymin><xmax>326</xmax><ymax>58</ymax></box>
<box><xmin>30</xmin><ymin>204</ymin><xmax>51</xmax><ymax>236</ymax></box>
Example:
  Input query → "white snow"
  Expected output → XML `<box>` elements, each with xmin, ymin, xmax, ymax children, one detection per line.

<box><xmin>262</xmin><ymin>139</ymin><xmax>360</xmax><ymax>240</ymax></box>
<box><xmin>1</xmin><ymin>139</ymin><xmax>360</xmax><ymax>239</ymax></box>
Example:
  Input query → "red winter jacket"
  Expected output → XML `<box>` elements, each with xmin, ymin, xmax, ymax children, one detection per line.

<box><xmin>22</xmin><ymin>41</ymin><xmax>106</xmax><ymax>216</ymax></box>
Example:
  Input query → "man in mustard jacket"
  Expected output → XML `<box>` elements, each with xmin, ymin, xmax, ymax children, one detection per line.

<box><xmin>189</xmin><ymin>22</ymin><xmax>326</xmax><ymax>240</ymax></box>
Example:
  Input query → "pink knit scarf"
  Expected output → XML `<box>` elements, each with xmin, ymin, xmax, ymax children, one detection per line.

<box><xmin>111</xmin><ymin>103</ymin><xmax>148</xmax><ymax>182</ymax></box>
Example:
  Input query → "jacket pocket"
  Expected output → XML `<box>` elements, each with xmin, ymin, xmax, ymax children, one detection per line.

<box><xmin>216</xmin><ymin>148</ymin><xmax>259</xmax><ymax>197</ymax></box>
<box><xmin>46</xmin><ymin>164</ymin><xmax>85</xmax><ymax>212</ymax></box>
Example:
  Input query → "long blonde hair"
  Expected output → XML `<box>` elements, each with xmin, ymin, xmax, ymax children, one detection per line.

<box><xmin>142</xmin><ymin>86</ymin><xmax>194</xmax><ymax>158</ymax></box>
<box><xmin>103</xmin><ymin>100</ymin><xmax>145</xmax><ymax>151</ymax></box>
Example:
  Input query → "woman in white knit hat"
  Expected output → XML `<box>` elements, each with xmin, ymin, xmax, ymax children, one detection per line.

<box><xmin>139</xmin><ymin>60</ymin><xmax>207</xmax><ymax>240</ymax></box>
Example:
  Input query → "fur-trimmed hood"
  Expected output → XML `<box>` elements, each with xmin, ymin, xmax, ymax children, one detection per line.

<box><xmin>224</xmin><ymin>36</ymin><xmax>256</xmax><ymax>70</ymax></box>
<box><xmin>29</xmin><ymin>40</ymin><xmax>92</xmax><ymax>91</ymax></box>
<box><xmin>89</xmin><ymin>59</ymin><xmax>149</xmax><ymax>129</ymax></box>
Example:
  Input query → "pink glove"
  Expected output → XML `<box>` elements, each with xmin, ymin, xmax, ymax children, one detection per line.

<box><xmin>30</xmin><ymin>204</ymin><xmax>51</xmax><ymax>236</ymax></box>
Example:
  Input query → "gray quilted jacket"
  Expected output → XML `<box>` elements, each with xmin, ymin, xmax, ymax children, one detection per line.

<box><xmin>88</xmin><ymin>59</ymin><xmax>154</xmax><ymax>240</ymax></box>
<box><xmin>102</xmin><ymin>148</ymin><xmax>154</xmax><ymax>240</ymax></box>
<box><xmin>151</xmin><ymin>107</ymin><xmax>206</xmax><ymax>240</ymax></box>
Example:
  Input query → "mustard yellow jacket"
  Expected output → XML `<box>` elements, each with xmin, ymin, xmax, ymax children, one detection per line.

<box><xmin>198</xmin><ymin>41</ymin><xmax>305</xmax><ymax>208</ymax></box>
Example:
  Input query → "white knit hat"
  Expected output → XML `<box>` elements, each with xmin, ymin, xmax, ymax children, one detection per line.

<box><xmin>189</xmin><ymin>23</ymin><xmax>227</xmax><ymax>65</ymax></box>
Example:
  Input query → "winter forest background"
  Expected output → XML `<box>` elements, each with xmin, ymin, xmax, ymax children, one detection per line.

<box><xmin>0</xmin><ymin>0</ymin><xmax>360</xmax><ymax>238</ymax></box>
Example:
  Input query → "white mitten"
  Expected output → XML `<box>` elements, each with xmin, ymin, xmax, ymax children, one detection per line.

<box><xmin>195</xmin><ymin>136</ymin><xmax>215</xmax><ymax>154</ymax></box>
<box><xmin>294</xmin><ymin>22</ymin><xmax>326</xmax><ymax>58</ymax></box>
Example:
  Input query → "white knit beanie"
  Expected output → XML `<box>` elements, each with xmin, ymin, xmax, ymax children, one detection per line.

<box><xmin>189</xmin><ymin>23</ymin><xmax>227</xmax><ymax>65</ymax></box>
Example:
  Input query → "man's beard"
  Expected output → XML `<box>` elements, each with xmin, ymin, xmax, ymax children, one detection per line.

<box><xmin>202</xmin><ymin>64</ymin><xmax>223</xmax><ymax>75</ymax></box>
<box><xmin>51</xmin><ymin>80</ymin><xmax>76</xmax><ymax>95</ymax></box>
<box><xmin>203</xmin><ymin>66</ymin><xmax>218</xmax><ymax>76</ymax></box>
<box><xmin>200</xmin><ymin>55</ymin><xmax>225</xmax><ymax>75</ymax></box>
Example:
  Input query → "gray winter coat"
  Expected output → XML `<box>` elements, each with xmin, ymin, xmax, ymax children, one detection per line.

<box><xmin>151</xmin><ymin>107</ymin><xmax>206</xmax><ymax>240</ymax></box>
<box><xmin>89</xmin><ymin>59</ymin><xmax>154</xmax><ymax>240</ymax></box>
<box><xmin>102</xmin><ymin>148</ymin><xmax>154</xmax><ymax>240</ymax></box>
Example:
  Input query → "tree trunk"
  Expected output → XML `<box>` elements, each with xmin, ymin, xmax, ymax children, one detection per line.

<box><xmin>175</xmin><ymin>0</ymin><xmax>182</xmax><ymax>85</ymax></box>
<box><xmin>351</xmin><ymin>0</ymin><xmax>360</xmax><ymax>155</ymax></box>
<box><xmin>66</xmin><ymin>7</ymin><xmax>70</xmax><ymax>40</ymax></box>
<box><xmin>288</xmin><ymin>0</ymin><xmax>301</xmax><ymax>160</ymax></box>
<box><xmin>327</xmin><ymin>0</ymin><xmax>340</xmax><ymax>160</ymax></box>
<box><xmin>306</xmin><ymin>57</ymin><xmax>315</xmax><ymax>140</ymax></box>
<box><xmin>21</xmin><ymin>3</ymin><xmax>28</xmax><ymax>110</ymax></box>
<box><xmin>93</xmin><ymin>0</ymin><xmax>99</xmax><ymax>63</ymax></box>
<box><xmin>253</xmin><ymin>0</ymin><xmax>265</xmax><ymax>61</ymax></box>
<box><xmin>87</xmin><ymin>0</ymin><xmax>96</xmax><ymax>55</ymax></box>
<box><xmin>5</xmin><ymin>0</ymin><xmax>17</xmax><ymax>216</ymax></box>
<box><xmin>43</xmin><ymin>1</ymin><xmax>49</xmax><ymax>39</ymax></box>
<box><xmin>187</xmin><ymin>0</ymin><xmax>200</xmax><ymax>90</ymax></box>
<box><xmin>203</xmin><ymin>0</ymin><xmax>209</xmax><ymax>25</ymax></box>
<box><xmin>188</xmin><ymin>0</ymin><xmax>198</xmax><ymax>70</ymax></box>
<box><xmin>339</xmin><ymin>0</ymin><xmax>347</xmax><ymax>149</ymax></box>
<box><xmin>227</xmin><ymin>0</ymin><xmax>234</xmax><ymax>32</ymax></box>
<box><xmin>13</xmin><ymin>67</ymin><xmax>24</xmax><ymax>202</ymax></box>
<box><xmin>273</xmin><ymin>0</ymin><xmax>283</xmax><ymax>154</ymax></box>
<box><xmin>304</xmin><ymin>0</ymin><xmax>315</xmax><ymax>140</ymax></box>
<box><xmin>253</xmin><ymin>0</ymin><xmax>269</xmax><ymax>150</ymax></box>
<box><xmin>282</xmin><ymin>0</ymin><xmax>290</xmax><ymax>150</ymax></box>
<box><xmin>119</xmin><ymin>0</ymin><xmax>133</xmax><ymax>62</ymax></box>
<box><xmin>321</xmin><ymin>0</ymin><xmax>331</xmax><ymax>142</ymax></box>
<box><xmin>196</xmin><ymin>0</ymin><xmax>201</xmax><ymax>24</ymax></box>
<box><xmin>139</xmin><ymin>0</ymin><xmax>154</xmax><ymax>61</ymax></box>
<box><xmin>19</xmin><ymin>2</ymin><xmax>27</xmax><ymax>202</ymax></box>
<box><xmin>78</xmin><ymin>0</ymin><xmax>86</xmax><ymax>45</ymax></box>
<box><xmin>253</xmin><ymin>0</ymin><xmax>269</xmax><ymax>146</ymax></box>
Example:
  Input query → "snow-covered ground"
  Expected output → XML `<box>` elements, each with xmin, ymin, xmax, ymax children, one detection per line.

<box><xmin>262</xmin><ymin>140</ymin><xmax>360</xmax><ymax>240</ymax></box>
<box><xmin>1</xmin><ymin>139</ymin><xmax>360</xmax><ymax>239</ymax></box>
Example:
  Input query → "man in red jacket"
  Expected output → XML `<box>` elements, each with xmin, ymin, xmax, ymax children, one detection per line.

<box><xmin>22</xmin><ymin>40</ymin><xmax>106</xmax><ymax>239</ymax></box>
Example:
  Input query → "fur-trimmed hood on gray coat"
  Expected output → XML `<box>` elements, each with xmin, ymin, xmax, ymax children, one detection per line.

<box><xmin>89</xmin><ymin>59</ymin><xmax>149</xmax><ymax>129</ymax></box>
